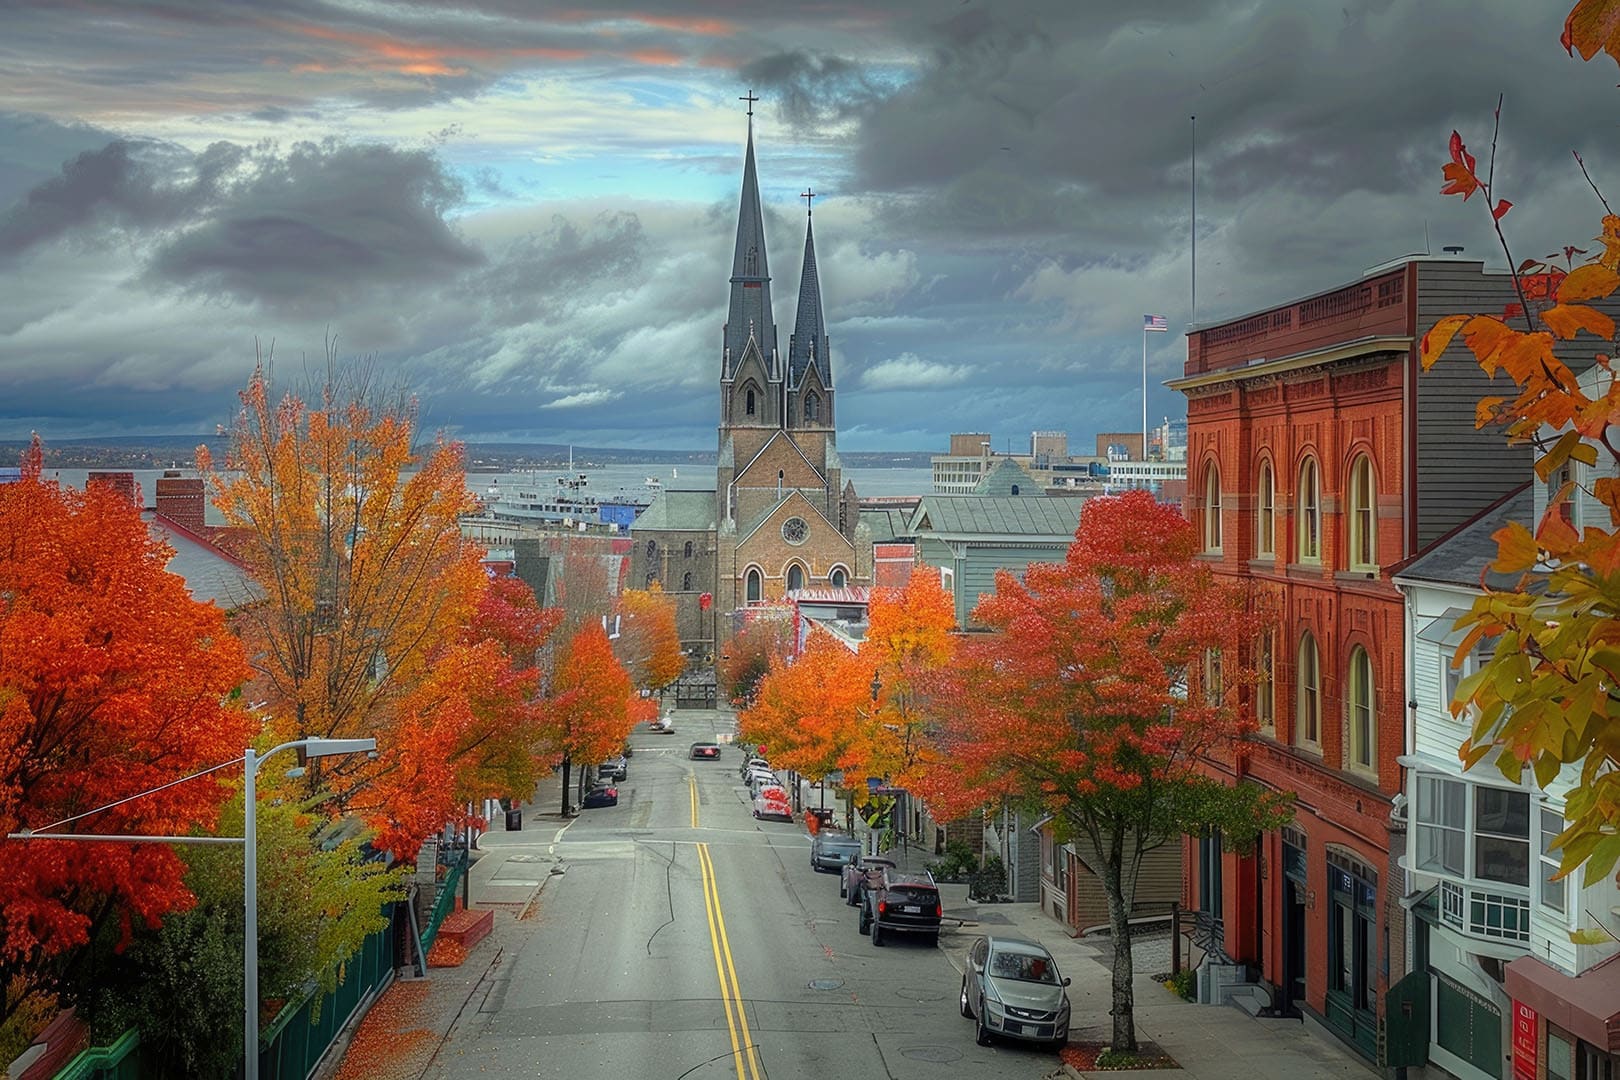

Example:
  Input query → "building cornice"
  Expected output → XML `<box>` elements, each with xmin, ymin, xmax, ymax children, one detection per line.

<box><xmin>1167</xmin><ymin>334</ymin><xmax>1413</xmax><ymax>393</ymax></box>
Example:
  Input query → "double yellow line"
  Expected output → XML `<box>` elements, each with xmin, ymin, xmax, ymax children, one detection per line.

<box><xmin>689</xmin><ymin>773</ymin><xmax>700</xmax><ymax>828</ymax></box>
<box><xmin>697</xmin><ymin>842</ymin><xmax>762</xmax><ymax>1080</ymax></box>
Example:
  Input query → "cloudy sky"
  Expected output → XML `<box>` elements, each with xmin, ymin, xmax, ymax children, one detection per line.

<box><xmin>1</xmin><ymin>1</ymin><xmax>1615</xmax><ymax>452</ymax></box>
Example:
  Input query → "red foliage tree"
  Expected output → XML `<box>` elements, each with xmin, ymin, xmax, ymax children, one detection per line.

<box><xmin>547</xmin><ymin>623</ymin><xmax>639</xmax><ymax>814</ymax></box>
<box><xmin>0</xmin><ymin>441</ymin><xmax>253</xmax><ymax>1018</ymax></box>
<box><xmin>918</xmin><ymin>491</ymin><xmax>1289</xmax><ymax>1052</ymax></box>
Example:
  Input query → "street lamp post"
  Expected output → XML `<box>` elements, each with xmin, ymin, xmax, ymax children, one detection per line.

<box><xmin>8</xmin><ymin>735</ymin><xmax>377</xmax><ymax>1080</ymax></box>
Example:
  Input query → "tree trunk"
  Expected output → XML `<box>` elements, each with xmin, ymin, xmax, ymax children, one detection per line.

<box><xmin>560</xmin><ymin>754</ymin><xmax>573</xmax><ymax>816</ymax></box>
<box><xmin>1100</xmin><ymin>851</ymin><xmax>1140</xmax><ymax>1052</ymax></box>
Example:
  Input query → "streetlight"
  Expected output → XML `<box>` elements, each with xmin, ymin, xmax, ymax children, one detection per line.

<box><xmin>8</xmin><ymin>735</ymin><xmax>376</xmax><ymax>1080</ymax></box>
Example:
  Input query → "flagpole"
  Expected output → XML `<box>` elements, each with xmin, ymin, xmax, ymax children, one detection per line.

<box><xmin>1142</xmin><ymin>325</ymin><xmax>1149</xmax><ymax>462</ymax></box>
<box><xmin>1191</xmin><ymin>114</ymin><xmax>1197</xmax><ymax>325</ymax></box>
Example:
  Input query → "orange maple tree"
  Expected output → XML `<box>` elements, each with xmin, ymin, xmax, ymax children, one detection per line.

<box><xmin>718</xmin><ymin>609</ymin><xmax>795</xmax><ymax>707</ymax></box>
<box><xmin>918</xmin><ymin>491</ymin><xmax>1288</xmax><ymax>1051</ymax></box>
<box><xmin>546</xmin><ymin>622</ymin><xmax>640</xmax><ymax>813</ymax></box>
<box><xmin>1421</xmin><ymin>0</ymin><xmax>1620</xmax><ymax>893</ymax></box>
<box><xmin>0</xmin><ymin>441</ymin><xmax>252</xmax><ymax>1020</ymax></box>
<box><xmin>862</xmin><ymin>573</ymin><xmax>957</xmax><ymax>787</ymax></box>
<box><xmin>741</xmin><ymin>631</ymin><xmax>876</xmax><ymax>789</ymax></box>
<box><xmin>615</xmin><ymin>586</ymin><xmax>685</xmax><ymax>693</ymax></box>
<box><xmin>200</xmin><ymin>360</ymin><xmax>504</xmax><ymax>858</ymax></box>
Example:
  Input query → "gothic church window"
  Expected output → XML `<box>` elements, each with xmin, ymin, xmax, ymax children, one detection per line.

<box><xmin>683</xmin><ymin>571</ymin><xmax>692</xmax><ymax>590</ymax></box>
<box><xmin>786</xmin><ymin>564</ymin><xmax>804</xmax><ymax>592</ymax></box>
<box><xmin>684</xmin><ymin>541</ymin><xmax>694</xmax><ymax>558</ymax></box>
<box><xmin>746</xmin><ymin>388</ymin><xmax>756</xmax><ymax>416</ymax></box>
<box><xmin>646</xmin><ymin>540</ymin><xmax>657</xmax><ymax>561</ymax></box>
<box><xmin>746</xmin><ymin>568</ymin><xmax>761</xmax><ymax>604</ymax></box>
<box><xmin>830</xmin><ymin>567</ymin><xmax>847</xmax><ymax>588</ymax></box>
<box><xmin>805</xmin><ymin>392</ymin><xmax>820</xmax><ymax>423</ymax></box>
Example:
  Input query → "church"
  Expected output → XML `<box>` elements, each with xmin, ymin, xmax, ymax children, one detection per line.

<box><xmin>629</xmin><ymin>98</ymin><xmax>873</xmax><ymax>655</ymax></box>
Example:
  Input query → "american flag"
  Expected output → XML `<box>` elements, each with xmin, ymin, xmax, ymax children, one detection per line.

<box><xmin>1144</xmin><ymin>314</ymin><xmax>1168</xmax><ymax>332</ymax></box>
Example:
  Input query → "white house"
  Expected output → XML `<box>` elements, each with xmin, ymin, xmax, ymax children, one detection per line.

<box><xmin>1395</xmin><ymin>482</ymin><xmax>1620</xmax><ymax>1080</ymax></box>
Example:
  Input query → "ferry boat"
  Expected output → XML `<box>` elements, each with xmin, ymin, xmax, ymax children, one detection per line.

<box><xmin>482</xmin><ymin>472</ymin><xmax>654</xmax><ymax>532</ymax></box>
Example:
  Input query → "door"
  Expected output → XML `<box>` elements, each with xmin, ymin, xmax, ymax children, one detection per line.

<box><xmin>1283</xmin><ymin>878</ymin><xmax>1306</xmax><ymax>1009</ymax></box>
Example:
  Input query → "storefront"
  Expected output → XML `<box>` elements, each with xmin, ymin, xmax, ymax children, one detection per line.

<box><xmin>1505</xmin><ymin>956</ymin><xmax>1620</xmax><ymax>1080</ymax></box>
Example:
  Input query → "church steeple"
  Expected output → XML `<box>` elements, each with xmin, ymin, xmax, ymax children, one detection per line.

<box><xmin>723</xmin><ymin>92</ymin><xmax>777</xmax><ymax>383</ymax></box>
<box><xmin>787</xmin><ymin>190</ymin><xmax>829</xmax><ymax>390</ymax></box>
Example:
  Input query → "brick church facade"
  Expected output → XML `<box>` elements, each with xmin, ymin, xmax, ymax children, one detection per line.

<box><xmin>631</xmin><ymin>104</ymin><xmax>871</xmax><ymax>656</ymax></box>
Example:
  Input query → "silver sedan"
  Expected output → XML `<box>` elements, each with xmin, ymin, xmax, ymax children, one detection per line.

<box><xmin>959</xmin><ymin>935</ymin><xmax>1071</xmax><ymax>1049</ymax></box>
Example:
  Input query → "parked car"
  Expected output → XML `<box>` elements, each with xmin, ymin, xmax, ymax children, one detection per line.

<box><xmin>689</xmin><ymin>741</ymin><xmax>722</xmax><ymax>760</ymax></box>
<box><xmin>860</xmin><ymin>869</ymin><xmax>942</xmax><ymax>946</ymax></box>
<box><xmin>810</xmin><ymin>831</ymin><xmax>862</xmax><ymax>873</ymax></box>
<box><xmin>650</xmin><ymin>716</ymin><xmax>676</xmax><ymax>734</ymax></box>
<box><xmin>959</xmin><ymin>935</ymin><xmax>1071</xmax><ymax>1049</ymax></box>
<box><xmin>597</xmin><ymin>755</ymin><xmax>627</xmax><ymax>781</ymax></box>
<box><xmin>738</xmin><ymin>756</ymin><xmax>768</xmax><ymax>779</ymax></box>
<box><xmin>842</xmin><ymin>854</ymin><xmax>897</xmax><ymax>905</ymax></box>
<box><xmin>752</xmin><ymin>786</ymin><xmax>792</xmax><ymax>821</ymax></box>
<box><xmin>581</xmin><ymin>784</ymin><xmax>619</xmax><ymax>809</ymax></box>
<box><xmin>746</xmin><ymin>771</ymin><xmax>779</xmax><ymax>797</ymax></box>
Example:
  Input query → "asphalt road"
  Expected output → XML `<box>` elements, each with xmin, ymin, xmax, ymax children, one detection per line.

<box><xmin>425</xmin><ymin>713</ymin><xmax>1061</xmax><ymax>1080</ymax></box>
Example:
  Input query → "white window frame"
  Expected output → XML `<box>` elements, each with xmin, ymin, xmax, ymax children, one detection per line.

<box><xmin>1203</xmin><ymin>461</ymin><xmax>1223</xmax><ymax>552</ymax></box>
<box><xmin>1347</xmin><ymin>646</ymin><xmax>1375</xmax><ymax>775</ymax></box>
<box><xmin>1539</xmin><ymin>806</ymin><xmax>1568</xmax><ymax>918</ymax></box>
<box><xmin>1416</xmin><ymin>772</ymin><xmax>1535</xmax><ymax>942</ymax></box>
<box><xmin>1348</xmin><ymin>455</ymin><xmax>1376</xmax><ymax>570</ymax></box>
<box><xmin>1255</xmin><ymin>633</ymin><xmax>1275</xmax><ymax>734</ymax></box>
<box><xmin>1257</xmin><ymin>460</ymin><xmax>1276</xmax><ymax>557</ymax></box>
<box><xmin>1297</xmin><ymin>457</ymin><xmax>1321</xmax><ymax>562</ymax></box>
<box><xmin>1295</xmin><ymin>631</ymin><xmax>1321</xmax><ymax>749</ymax></box>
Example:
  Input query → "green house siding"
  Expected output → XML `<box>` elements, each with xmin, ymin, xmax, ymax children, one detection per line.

<box><xmin>917</xmin><ymin>538</ymin><xmax>1069</xmax><ymax>626</ymax></box>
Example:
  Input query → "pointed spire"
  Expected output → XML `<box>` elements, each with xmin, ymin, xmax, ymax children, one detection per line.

<box><xmin>723</xmin><ymin>94</ymin><xmax>775</xmax><ymax>381</ymax></box>
<box><xmin>787</xmin><ymin>193</ymin><xmax>829</xmax><ymax>390</ymax></box>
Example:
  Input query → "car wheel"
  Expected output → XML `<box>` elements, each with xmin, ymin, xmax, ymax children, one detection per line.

<box><xmin>858</xmin><ymin>908</ymin><xmax>870</xmax><ymax>935</ymax></box>
<box><xmin>959</xmin><ymin>978</ymin><xmax>974</xmax><ymax>1019</ymax></box>
<box><xmin>974</xmin><ymin>1017</ymin><xmax>993</xmax><ymax>1047</ymax></box>
<box><xmin>871</xmin><ymin>923</ymin><xmax>884</xmax><ymax>947</ymax></box>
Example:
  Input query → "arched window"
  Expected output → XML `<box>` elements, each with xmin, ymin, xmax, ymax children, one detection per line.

<box><xmin>1296</xmin><ymin>631</ymin><xmax>1320</xmax><ymax>748</ymax></box>
<box><xmin>1257</xmin><ymin>460</ymin><xmax>1275</xmax><ymax>557</ymax></box>
<box><xmin>684</xmin><ymin>540</ymin><xmax>694</xmax><ymax>558</ymax></box>
<box><xmin>745</xmin><ymin>388</ymin><xmax>757</xmax><ymax>416</ymax></box>
<box><xmin>786</xmin><ymin>564</ymin><xmax>804</xmax><ymax>592</ymax></box>
<box><xmin>1203</xmin><ymin>648</ymin><xmax>1224</xmax><ymax>705</ymax></box>
<box><xmin>745</xmin><ymin>568</ymin><xmax>761</xmax><ymax>604</ymax></box>
<box><xmin>805</xmin><ymin>392</ymin><xmax>820</xmax><ymax>423</ymax></box>
<box><xmin>682</xmin><ymin>571</ymin><xmax>692</xmax><ymax>590</ymax></box>
<box><xmin>1255</xmin><ymin>632</ymin><xmax>1275</xmax><ymax>733</ymax></box>
<box><xmin>1348</xmin><ymin>646</ymin><xmax>1375</xmax><ymax>772</ymax></box>
<box><xmin>1203</xmin><ymin>461</ymin><xmax>1223</xmax><ymax>551</ymax></box>
<box><xmin>1010</xmin><ymin>483</ymin><xmax>1020</xmax><ymax>495</ymax></box>
<box><xmin>1297</xmin><ymin>457</ymin><xmax>1321</xmax><ymax>561</ymax></box>
<box><xmin>830</xmin><ymin>567</ymin><xmax>847</xmax><ymax>588</ymax></box>
<box><xmin>1348</xmin><ymin>455</ymin><xmax>1376</xmax><ymax>570</ymax></box>
<box><xmin>645</xmin><ymin>540</ymin><xmax>657</xmax><ymax>561</ymax></box>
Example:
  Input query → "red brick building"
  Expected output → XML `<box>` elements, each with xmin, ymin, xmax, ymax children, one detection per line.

<box><xmin>1168</xmin><ymin>256</ymin><xmax>1530</xmax><ymax>1062</ymax></box>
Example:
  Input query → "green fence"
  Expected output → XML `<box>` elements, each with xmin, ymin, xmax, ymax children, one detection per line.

<box><xmin>53</xmin><ymin>1029</ymin><xmax>140</xmax><ymax>1080</ymax></box>
<box><xmin>418</xmin><ymin>860</ymin><xmax>465</xmax><ymax>956</ymax></box>
<box><xmin>257</xmin><ymin>910</ymin><xmax>399</xmax><ymax>1080</ymax></box>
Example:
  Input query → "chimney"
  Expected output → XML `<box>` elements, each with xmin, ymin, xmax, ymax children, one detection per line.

<box><xmin>87</xmin><ymin>471</ymin><xmax>137</xmax><ymax>505</ymax></box>
<box><xmin>155</xmin><ymin>472</ymin><xmax>206</xmax><ymax>534</ymax></box>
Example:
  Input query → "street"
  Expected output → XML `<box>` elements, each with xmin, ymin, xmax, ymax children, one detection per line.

<box><xmin>424</xmin><ymin>713</ymin><xmax>1056</xmax><ymax>1080</ymax></box>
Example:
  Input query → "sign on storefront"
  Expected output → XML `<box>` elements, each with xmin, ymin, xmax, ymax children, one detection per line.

<box><xmin>1512</xmin><ymin>1000</ymin><xmax>1538</xmax><ymax>1080</ymax></box>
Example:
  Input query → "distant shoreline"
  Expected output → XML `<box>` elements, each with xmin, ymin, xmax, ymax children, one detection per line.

<box><xmin>0</xmin><ymin>437</ymin><xmax>935</xmax><ymax>471</ymax></box>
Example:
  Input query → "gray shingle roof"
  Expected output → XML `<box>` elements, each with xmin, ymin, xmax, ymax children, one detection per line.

<box><xmin>634</xmin><ymin>489</ymin><xmax>717</xmax><ymax>532</ymax></box>
<box><xmin>909</xmin><ymin>495</ymin><xmax>1084</xmax><ymax>540</ymax></box>
<box><xmin>972</xmin><ymin>457</ymin><xmax>1038</xmax><ymax>496</ymax></box>
<box><xmin>1396</xmin><ymin>486</ymin><xmax>1532</xmax><ymax>589</ymax></box>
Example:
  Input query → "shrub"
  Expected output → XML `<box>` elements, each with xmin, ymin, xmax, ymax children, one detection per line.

<box><xmin>1164</xmin><ymin>968</ymin><xmax>1196</xmax><ymax>1001</ymax></box>
<box><xmin>926</xmin><ymin>840</ymin><xmax>977</xmax><ymax>880</ymax></box>
<box><xmin>968</xmin><ymin>854</ymin><xmax>1008</xmax><ymax>901</ymax></box>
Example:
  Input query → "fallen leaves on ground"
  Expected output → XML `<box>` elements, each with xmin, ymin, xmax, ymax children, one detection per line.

<box><xmin>1060</xmin><ymin>1041</ymin><xmax>1180</xmax><ymax>1071</ymax></box>
<box><xmin>333</xmin><ymin>981</ymin><xmax>438</xmax><ymax>1080</ymax></box>
<box><xmin>426</xmin><ymin>938</ymin><xmax>466</xmax><ymax>967</ymax></box>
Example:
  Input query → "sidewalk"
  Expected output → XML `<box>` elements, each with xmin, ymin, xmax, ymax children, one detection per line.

<box><xmin>315</xmin><ymin>770</ymin><xmax>573</xmax><ymax>1080</ymax></box>
<box><xmin>854</xmin><ymin>836</ymin><xmax>1377</xmax><ymax>1080</ymax></box>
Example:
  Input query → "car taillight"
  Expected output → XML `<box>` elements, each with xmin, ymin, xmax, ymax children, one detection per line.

<box><xmin>878</xmin><ymin>901</ymin><xmax>887</xmax><ymax>914</ymax></box>
<box><xmin>935</xmin><ymin>903</ymin><xmax>942</xmax><ymax>917</ymax></box>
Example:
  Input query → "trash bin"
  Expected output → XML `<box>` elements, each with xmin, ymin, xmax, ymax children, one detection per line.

<box><xmin>505</xmin><ymin>807</ymin><xmax>522</xmax><ymax>831</ymax></box>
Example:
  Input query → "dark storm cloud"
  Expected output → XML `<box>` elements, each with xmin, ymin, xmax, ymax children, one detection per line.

<box><xmin>148</xmin><ymin>142</ymin><xmax>481</xmax><ymax>311</ymax></box>
<box><xmin>469</xmin><ymin>212</ymin><xmax>645</xmax><ymax>324</ymax></box>
<box><xmin>737</xmin><ymin>51</ymin><xmax>887</xmax><ymax>132</ymax></box>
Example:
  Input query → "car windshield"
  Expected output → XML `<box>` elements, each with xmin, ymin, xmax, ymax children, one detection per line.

<box><xmin>989</xmin><ymin>949</ymin><xmax>1058</xmax><ymax>984</ymax></box>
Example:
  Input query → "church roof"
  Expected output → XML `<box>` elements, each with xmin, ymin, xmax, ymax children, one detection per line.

<box><xmin>635</xmin><ymin>489</ymin><xmax>717</xmax><ymax>532</ymax></box>
<box><xmin>908</xmin><ymin>495</ymin><xmax>1084</xmax><ymax>541</ymax></box>
<box><xmin>787</xmin><ymin>213</ymin><xmax>829</xmax><ymax>389</ymax></box>
<box><xmin>860</xmin><ymin>506</ymin><xmax>913</xmax><ymax>542</ymax></box>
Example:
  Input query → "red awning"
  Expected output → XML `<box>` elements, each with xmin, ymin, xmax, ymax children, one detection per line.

<box><xmin>1505</xmin><ymin>955</ymin><xmax>1620</xmax><ymax>1053</ymax></box>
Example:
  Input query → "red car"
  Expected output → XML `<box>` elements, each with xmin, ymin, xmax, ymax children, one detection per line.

<box><xmin>752</xmin><ymin>786</ymin><xmax>792</xmax><ymax>821</ymax></box>
<box><xmin>689</xmin><ymin>742</ymin><xmax>721</xmax><ymax>759</ymax></box>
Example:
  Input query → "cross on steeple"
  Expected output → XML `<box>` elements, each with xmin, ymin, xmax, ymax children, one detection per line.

<box><xmin>801</xmin><ymin>187</ymin><xmax>816</xmax><ymax>216</ymax></box>
<box><xmin>740</xmin><ymin>90</ymin><xmax>759</xmax><ymax>117</ymax></box>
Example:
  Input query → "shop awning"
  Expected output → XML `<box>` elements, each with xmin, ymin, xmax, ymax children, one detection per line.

<box><xmin>1505</xmin><ymin>954</ymin><xmax>1620</xmax><ymax>1052</ymax></box>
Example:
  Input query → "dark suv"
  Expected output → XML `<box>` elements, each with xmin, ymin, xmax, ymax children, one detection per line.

<box><xmin>860</xmin><ymin>869</ymin><xmax>942</xmax><ymax>947</ymax></box>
